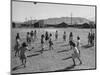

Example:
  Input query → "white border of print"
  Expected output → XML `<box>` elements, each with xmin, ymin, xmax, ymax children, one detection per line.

<box><xmin>0</xmin><ymin>0</ymin><xmax>100</xmax><ymax>75</ymax></box>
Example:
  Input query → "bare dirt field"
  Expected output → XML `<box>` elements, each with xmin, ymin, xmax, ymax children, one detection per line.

<box><xmin>11</xmin><ymin>28</ymin><xmax>96</xmax><ymax>74</ymax></box>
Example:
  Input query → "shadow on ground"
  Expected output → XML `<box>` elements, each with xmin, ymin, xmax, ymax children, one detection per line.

<box><xmin>57</xmin><ymin>49</ymin><xmax>71</xmax><ymax>53</ymax></box>
<box><xmin>27</xmin><ymin>53</ymin><xmax>40</xmax><ymax>57</ymax></box>
<box><xmin>54</xmin><ymin>65</ymin><xmax>75</xmax><ymax>72</ymax></box>
<box><xmin>34</xmin><ymin>49</ymin><xmax>49</xmax><ymax>53</ymax></box>
<box><xmin>12</xmin><ymin>64</ymin><xmax>24</xmax><ymax>71</ymax></box>
<box><xmin>62</xmin><ymin>56</ymin><xmax>72</xmax><ymax>60</ymax></box>
<box><xmin>81</xmin><ymin>44</ymin><xmax>94</xmax><ymax>48</ymax></box>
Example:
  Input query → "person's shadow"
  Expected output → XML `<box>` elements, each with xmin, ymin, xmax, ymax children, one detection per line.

<box><xmin>57</xmin><ymin>49</ymin><xmax>71</xmax><ymax>53</ymax></box>
<box><xmin>54</xmin><ymin>56</ymin><xmax>76</xmax><ymax>72</ymax></box>
<box><xmin>34</xmin><ymin>49</ymin><xmax>49</xmax><ymax>53</ymax></box>
<box><xmin>81</xmin><ymin>44</ymin><xmax>94</xmax><ymax>48</ymax></box>
<box><xmin>27</xmin><ymin>53</ymin><xmax>40</xmax><ymax>58</ymax></box>
<box><xmin>55</xmin><ymin>64</ymin><xmax>75</xmax><ymax>72</ymax></box>
<box><xmin>12</xmin><ymin>64</ymin><xmax>24</xmax><ymax>71</ymax></box>
<box><xmin>62</xmin><ymin>56</ymin><xmax>72</xmax><ymax>60</ymax></box>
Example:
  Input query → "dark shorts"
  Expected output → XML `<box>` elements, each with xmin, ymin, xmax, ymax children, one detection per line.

<box><xmin>20</xmin><ymin>54</ymin><xmax>26</xmax><ymax>60</ymax></box>
<box><xmin>45</xmin><ymin>37</ymin><xmax>49</xmax><ymax>41</ymax></box>
<box><xmin>41</xmin><ymin>40</ymin><xmax>44</xmax><ymax>44</ymax></box>
<box><xmin>14</xmin><ymin>44</ymin><xmax>19</xmax><ymax>52</ymax></box>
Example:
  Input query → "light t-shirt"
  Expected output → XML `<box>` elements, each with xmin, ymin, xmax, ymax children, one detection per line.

<box><xmin>74</xmin><ymin>47</ymin><xmax>80</xmax><ymax>54</ymax></box>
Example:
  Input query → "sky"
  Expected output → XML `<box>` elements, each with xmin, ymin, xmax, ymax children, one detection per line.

<box><xmin>12</xmin><ymin>1</ymin><xmax>95</xmax><ymax>22</ymax></box>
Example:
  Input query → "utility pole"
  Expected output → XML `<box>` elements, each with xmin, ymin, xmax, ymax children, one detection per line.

<box><xmin>30</xmin><ymin>17</ymin><xmax>32</xmax><ymax>27</ymax></box>
<box><xmin>71</xmin><ymin>12</ymin><xmax>72</xmax><ymax>25</ymax></box>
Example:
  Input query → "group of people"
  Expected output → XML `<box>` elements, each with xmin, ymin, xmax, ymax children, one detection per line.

<box><xmin>41</xmin><ymin>31</ymin><xmax>54</xmax><ymax>53</ymax></box>
<box><xmin>13</xmin><ymin>30</ymin><xmax>95</xmax><ymax>68</ymax></box>
<box><xmin>14</xmin><ymin>30</ymin><xmax>37</xmax><ymax>67</ymax></box>
<box><xmin>26</xmin><ymin>30</ymin><xmax>37</xmax><ymax>44</ymax></box>
<box><xmin>55</xmin><ymin>30</ymin><xmax>67</xmax><ymax>41</ymax></box>
<box><xmin>14</xmin><ymin>30</ymin><xmax>54</xmax><ymax>67</ymax></box>
<box><xmin>88</xmin><ymin>32</ymin><xmax>95</xmax><ymax>46</ymax></box>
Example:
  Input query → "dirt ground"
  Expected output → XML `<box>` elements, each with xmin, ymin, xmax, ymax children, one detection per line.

<box><xmin>11</xmin><ymin>28</ymin><xmax>96</xmax><ymax>74</ymax></box>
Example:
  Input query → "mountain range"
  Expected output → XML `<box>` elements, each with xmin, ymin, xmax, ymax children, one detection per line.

<box><xmin>22</xmin><ymin>17</ymin><xmax>95</xmax><ymax>25</ymax></box>
<box><xmin>43</xmin><ymin>17</ymin><xmax>90</xmax><ymax>25</ymax></box>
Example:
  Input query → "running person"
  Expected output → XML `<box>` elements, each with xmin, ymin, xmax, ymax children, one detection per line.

<box><xmin>71</xmin><ymin>41</ymin><xmax>82</xmax><ymax>66</ymax></box>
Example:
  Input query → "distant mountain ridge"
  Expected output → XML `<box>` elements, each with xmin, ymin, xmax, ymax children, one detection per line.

<box><xmin>43</xmin><ymin>17</ymin><xmax>90</xmax><ymax>25</ymax></box>
<box><xmin>15</xmin><ymin>17</ymin><xmax>94</xmax><ymax>25</ymax></box>
<box><xmin>12</xmin><ymin>17</ymin><xmax>96</xmax><ymax>28</ymax></box>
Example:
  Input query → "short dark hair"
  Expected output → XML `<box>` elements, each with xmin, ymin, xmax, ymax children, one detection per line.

<box><xmin>22</xmin><ymin>42</ymin><xmax>27</xmax><ymax>47</ymax></box>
